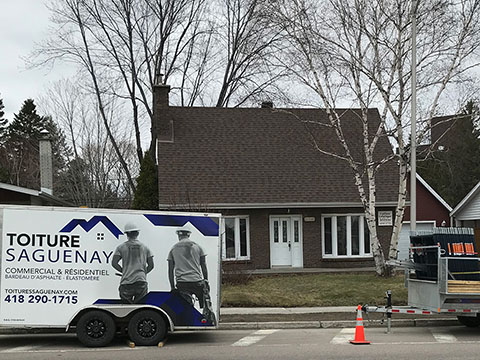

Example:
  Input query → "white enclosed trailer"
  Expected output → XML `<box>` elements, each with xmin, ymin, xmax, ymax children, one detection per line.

<box><xmin>0</xmin><ymin>205</ymin><xmax>221</xmax><ymax>346</ymax></box>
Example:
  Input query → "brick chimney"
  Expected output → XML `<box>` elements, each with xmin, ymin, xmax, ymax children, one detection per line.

<box><xmin>153</xmin><ymin>73</ymin><xmax>173</xmax><ymax>142</ymax></box>
<box><xmin>261</xmin><ymin>101</ymin><xmax>273</xmax><ymax>108</ymax></box>
<box><xmin>39</xmin><ymin>129</ymin><xmax>53</xmax><ymax>195</ymax></box>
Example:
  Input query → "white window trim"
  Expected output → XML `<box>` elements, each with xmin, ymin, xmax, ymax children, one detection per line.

<box><xmin>222</xmin><ymin>216</ymin><xmax>251</xmax><ymax>261</ymax></box>
<box><xmin>322</xmin><ymin>214</ymin><xmax>372</xmax><ymax>258</ymax></box>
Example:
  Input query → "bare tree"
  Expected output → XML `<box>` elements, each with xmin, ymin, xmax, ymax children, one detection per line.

<box><xmin>34</xmin><ymin>0</ymin><xmax>210</xmax><ymax>176</ymax></box>
<box><xmin>40</xmin><ymin>79</ymin><xmax>138</xmax><ymax>207</ymax></box>
<box><xmin>31</xmin><ymin>0</ymin><xmax>289</xmax><ymax>203</ymax></box>
<box><xmin>273</xmin><ymin>0</ymin><xmax>480</xmax><ymax>275</ymax></box>
<box><xmin>33</xmin><ymin>0</ymin><xmax>137</xmax><ymax>192</ymax></box>
<box><xmin>213</xmin><ymin>0</ymin><xmax>286</xmax><ymax>107</ymax></box>
<box><xmin>40</xmin><ymin>79</ymin><xmax>87</xmax><ymax>160</ymax></box>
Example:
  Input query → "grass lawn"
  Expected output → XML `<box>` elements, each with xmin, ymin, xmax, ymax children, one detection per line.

<box><xmin>221</xmin><ymin>273</ymin><xmax>408</xmax><ymax>307</ymax></box>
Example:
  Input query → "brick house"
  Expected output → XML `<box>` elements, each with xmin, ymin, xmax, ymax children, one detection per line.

<box><xmin>154</xmin><ymin>83</ymin><xmax>399</xmax><ymax>271</ymax></box>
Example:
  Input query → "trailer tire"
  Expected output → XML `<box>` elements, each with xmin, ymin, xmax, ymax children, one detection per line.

<box><xmin>76</xmin><ymin>310</ymin><xmax>116</xmax><ymax>347</ymax></box>
<box><xmin>128</xmin><ymin>310</ymin><xmax>167</xmax><ymax>346</ymax></box>
<box><xmin>457</xmin><ymin>315</ymin><xmax>480</xmax><ymax>327</ymax></box>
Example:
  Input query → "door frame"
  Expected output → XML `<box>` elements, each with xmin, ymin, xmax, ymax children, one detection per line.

<box><xmin>269</xmin><ymin>215</ymin><xmax>304</xmax><ymax>268</ymax></box>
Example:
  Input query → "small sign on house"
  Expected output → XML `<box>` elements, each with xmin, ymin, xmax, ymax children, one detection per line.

<box><xmin>378</xmin><ymin>211</ymin><xmax>393</xmax><ymax>226</ymax></box>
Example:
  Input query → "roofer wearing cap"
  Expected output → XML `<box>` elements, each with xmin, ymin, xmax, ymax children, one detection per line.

<box><xmin>112</xmin><ymin>222</ymin><xmax>154</xmax><ymax>304</ymax></box>
<box><xmin>167</xmin><ymin>228</ymin><xmax>209</xmax><ymax>308</ymax></box>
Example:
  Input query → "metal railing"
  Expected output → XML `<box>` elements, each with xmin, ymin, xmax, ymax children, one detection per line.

<box><xmin>407</xmin><ymin>244</ymin><xmax>480</xmax><ymax>294</ymax></box>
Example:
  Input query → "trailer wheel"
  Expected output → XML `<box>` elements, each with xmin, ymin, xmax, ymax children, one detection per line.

<box><xmin>457</xmin><ymin>315</ymin><xmax>480</xmax><ymax>327</ymax></box>
<box><xmin>76</xmin><ymin>310</ymin><xmax>116</xmax><ymax>347</ymax></box>
<box><xmin>128</xmin><ymin>310</ymin><xmax>167</xmax><ymax>346</ymax></box>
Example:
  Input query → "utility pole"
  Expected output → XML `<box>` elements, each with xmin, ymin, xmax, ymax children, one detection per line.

<box><xmin>410</xmin><ymin>0</ymin><xmax>418</xmax><ymax>232</ymax></box>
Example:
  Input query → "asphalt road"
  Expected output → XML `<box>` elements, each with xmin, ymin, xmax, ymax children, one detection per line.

<box><xmin>2</xmin><ymin>326</ymin><xmax>480</xmax><ymax>359</ymax></box>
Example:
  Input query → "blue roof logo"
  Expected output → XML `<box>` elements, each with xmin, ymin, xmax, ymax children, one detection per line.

<box><xmin>60</xmin><ymin>216</ymin><xmax>123</xmax><ymax>239</ymax></box>
<box><xmin>144</xmin><ymin>214</ymin><xmax>219</xmax><ymax>236</ymax></box>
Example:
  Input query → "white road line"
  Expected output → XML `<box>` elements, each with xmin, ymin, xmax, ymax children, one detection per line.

<box><xmin>254</xmin><ymin>330</ymin><xmax>279</xmax><ymax>335</ymax></box>
<box><xmin>430</xmin><ymin>328</ymin><xmax>457</xmax><ymax>343</ymax></box>
<box><xmin>232</xmin><ymin>329</ymin><xmax>279</xmax><ymax>347</ymax></box>
<box><xmin>232</xmin><ymin>335</ymin><xmax>266</xmax><ymax>347</ymax></box>
<box><xmin>330</xmin><ymin>328</ymin><xmax>355</xmax><ymax>344</ymax></box>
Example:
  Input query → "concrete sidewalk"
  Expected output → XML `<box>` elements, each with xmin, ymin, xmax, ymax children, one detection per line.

<box><xmin>218</xmin><ymin>306</ymin><xmax>461</xmax><ymax>330</ymax></box>
<box><xmin>221</xmin><ymin>306</ymin><xmax>355</xmax><ymax>315</ymax></box>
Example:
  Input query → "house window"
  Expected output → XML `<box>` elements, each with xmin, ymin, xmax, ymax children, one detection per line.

<box><xmin>223</xmin><ymin>216</ymin><xmax>250</xmax><ymax>260</ymax></box>
<box><xmin>322</xmin><ymin>215</ymin><xmax>371</xmax><ymax>258</ymax></box>
<box><xmin>273</xmin><ymin>220</ymin><xmax>279</xmax><ymax>242</ymax></box>
<box><xmin>324</xmin><ymin>217</ymin><xmax>332</xmax><ymax>254</ymax></box>
<box><xmin>294</xmin><ymin>220</ymin><xmax>299</xmax><ymax>243</ymax></box>
<box><xmin>337</xmin><ymin>216</ymin><xmax>347</xmax><ymax>255</ymax></box>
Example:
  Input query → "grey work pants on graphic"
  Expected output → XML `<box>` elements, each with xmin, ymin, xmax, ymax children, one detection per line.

<box><xmin>119</xmin><ymin>281</ymin><xmax>148</xmax><ymax>304</ymax></box>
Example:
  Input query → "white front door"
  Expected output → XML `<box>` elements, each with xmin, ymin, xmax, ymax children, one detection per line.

<box><xmin>270</xmin><ymin>216</ymin><xmax>303</xmax><ymax>267</ymax></box>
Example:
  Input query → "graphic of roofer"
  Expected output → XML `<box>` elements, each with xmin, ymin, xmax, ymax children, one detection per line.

<box><xmin>112</xmin><ymin>222</ymin><xmax>154</xmax><ymax>304</ymax></box>
<box><xmin>167</xmin><ymin>227</ymin><xmax>216</xmax><ymax>324</ymax></box>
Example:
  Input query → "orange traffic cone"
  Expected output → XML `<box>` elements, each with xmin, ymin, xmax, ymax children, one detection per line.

<box><xmin>350</xmin><ymin>305</ymin><xmax>371</xmax><ymax>345</ymax></box>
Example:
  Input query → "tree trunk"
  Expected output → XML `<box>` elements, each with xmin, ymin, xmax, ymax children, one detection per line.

<box><xmin>389</xmin><ymin>160</ymin><xmax>408</xmax><ymax>260</ymax></box>
<box><xmin>367</xmin><ymin>168</ymin><xmax>386</xmax><ymax>276</ymax></box>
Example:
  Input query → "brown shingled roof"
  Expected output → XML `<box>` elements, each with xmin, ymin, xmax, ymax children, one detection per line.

<box><xmin>156</xmin><ymin>106</ymin><xmax>398</xmax><ymax>208</ymax></box>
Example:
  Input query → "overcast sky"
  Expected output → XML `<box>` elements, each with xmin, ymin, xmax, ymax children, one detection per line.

<box><xmin>0</xmin><ymin>0</ymin><xmax>71</xmax><ymax>120</ymax></box>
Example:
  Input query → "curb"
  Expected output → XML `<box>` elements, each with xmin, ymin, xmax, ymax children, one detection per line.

<box><xmin>0</xmin><ymin>319</ymin><xmax>462</xmax><ymax>334</ymax></box>
<box><xmin>219</xmin><ymin>318</ymin><xmax>461</xmax><ymax>330</ymax></box>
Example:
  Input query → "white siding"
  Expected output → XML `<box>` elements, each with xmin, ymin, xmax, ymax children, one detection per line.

<box><xmin>456</xmin><ymin>192</ymin><xmax>480</xmax><ymax>221</ymax></box>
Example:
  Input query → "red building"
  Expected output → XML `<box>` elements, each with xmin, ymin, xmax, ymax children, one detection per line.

<box><xmin>398</xmin><ymin>174</ymin><xmax>452</xmax><ymax>259</ymax></box>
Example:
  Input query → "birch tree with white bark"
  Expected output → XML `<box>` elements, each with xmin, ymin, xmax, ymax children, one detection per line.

<box><xmin>273</xmin><ymin>0</ymin><xmax>480</xmax><ymax>275</ymax></box>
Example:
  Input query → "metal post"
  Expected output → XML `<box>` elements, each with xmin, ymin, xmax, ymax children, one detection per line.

<box><xmin>386</xmin><ymin>290</ymin><xmax>392</xmax><ymax>333</ymax></box>
<box><xmin>410</xmin><ymin>0</ymin><xmax>418</xmax><ymax>232</ymax></box>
